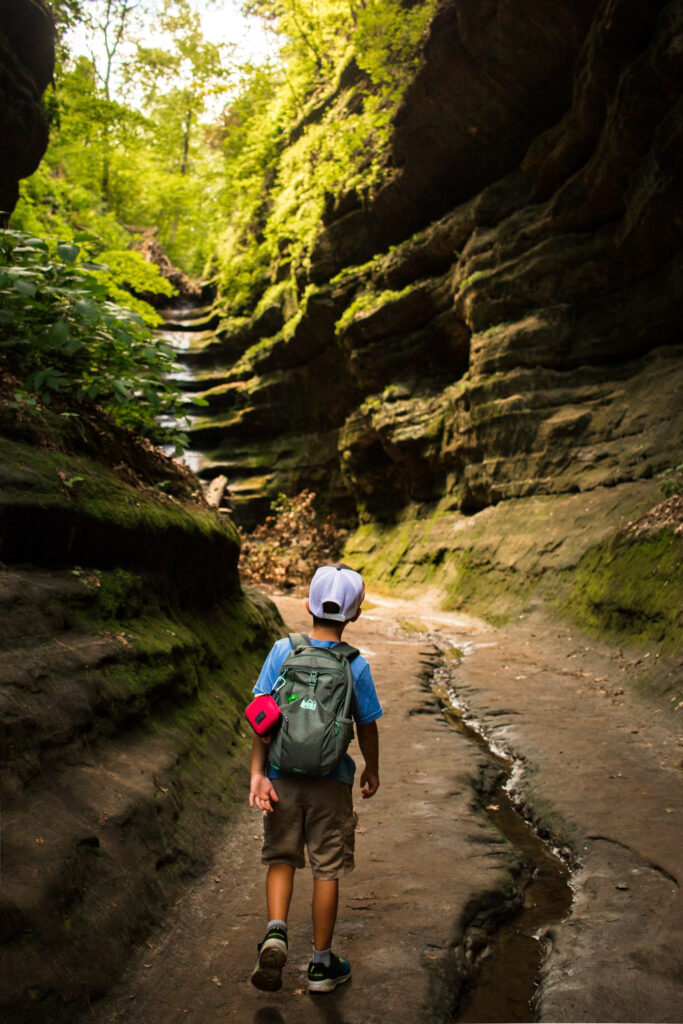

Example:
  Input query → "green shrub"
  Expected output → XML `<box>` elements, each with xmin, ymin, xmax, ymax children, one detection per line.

<box><xmin>0</xmin><ymin>229</ymin><xmax>194</xmax><ymax>450</ymax></box>
<box><xmin>658</xmin><ymin>464</ymin><xmax>683</xmax><ymax>499</ymax></box>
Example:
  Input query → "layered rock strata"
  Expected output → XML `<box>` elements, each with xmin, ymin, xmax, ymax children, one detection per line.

<box><xmin>180</xmin><ymin>0</ymin><xmax>682</xmax><ymax>638</ymax></box>
<box><xmin>0</xmin><ymin>404</ymin><xmax>279</xmax><ymax>1023</ymax></box>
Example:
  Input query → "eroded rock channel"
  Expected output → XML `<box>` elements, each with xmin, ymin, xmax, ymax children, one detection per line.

<box><xmin>429</xmin><ymin>654</ymin><xmax>573</xmax><ymax>1022</ymax></box>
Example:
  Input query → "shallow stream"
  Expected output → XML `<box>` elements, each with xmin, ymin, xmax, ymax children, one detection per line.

<box><xmin>431</xmin><ymin>660</ymin><xmax>573</xmax><ymax>1022</ymax></box>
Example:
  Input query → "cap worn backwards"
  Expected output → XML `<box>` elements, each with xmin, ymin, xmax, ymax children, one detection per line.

<box><xmin>308</xmin><ymin>565</ymin><xmax>365</xmax><ymax>622</ymax></box>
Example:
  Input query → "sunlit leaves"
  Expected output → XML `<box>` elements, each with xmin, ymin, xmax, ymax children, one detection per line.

<box><xmin>0</xmin><ymin>229</ymin><xmax>188</xmax><ymax>449</ymax></box>
<box><xmin>215</xmin><ymin>0</ymin><xmax>437</xmax><ymax>310</ymax></box>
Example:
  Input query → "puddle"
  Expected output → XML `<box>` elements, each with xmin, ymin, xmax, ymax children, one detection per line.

<box><xmin>432</xmin><ymin>660</ymin><xmax>573</xmax><ymax>1023</ymax></box>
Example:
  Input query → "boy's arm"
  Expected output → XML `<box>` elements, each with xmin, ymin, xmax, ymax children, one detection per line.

<box><xmin>249</xmin><ymin>734</ymin><xmax>279</xmax><ymax>812</ymax></box>
<box><xmin>356</xmin><ymin>720</ymin><xmax>380</xmax><ymax>798</ymax></box>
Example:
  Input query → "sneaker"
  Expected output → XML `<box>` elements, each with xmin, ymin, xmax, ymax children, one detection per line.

<box><xmin>251</xmin><ymin>926</ymin><xmax>288</xmax><ymax>991</ymax></box>
<box><xmin>307</xmin><ymin>953</ymin><xmax>351</xmax><ymax>993</ymax></box>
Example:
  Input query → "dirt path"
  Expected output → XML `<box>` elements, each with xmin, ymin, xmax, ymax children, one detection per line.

<box><xmin>85</xmin><ymin>592</ymin><xmax>682</xmax><ymax>1024</ymax></box>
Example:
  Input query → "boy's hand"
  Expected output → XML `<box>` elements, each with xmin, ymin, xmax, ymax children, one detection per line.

<box><xmin>360</xmin><ymin>767</ymin><xmax>379</xmax><ymax>799</ymax></box>
<box><xmin>250</xmin><ymin>772</ymin><xmax>279</xmax><ymax>813</ymax></box>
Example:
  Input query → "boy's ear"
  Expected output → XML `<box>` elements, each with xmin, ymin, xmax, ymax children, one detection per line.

<box><xmin>304</xmin><ymin>598</ymin><xmax>311</xmax><ymax>615</ymax></box>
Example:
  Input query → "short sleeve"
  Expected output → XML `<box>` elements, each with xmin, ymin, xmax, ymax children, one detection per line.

<box><xmin>351</xmin><ymin>662</ymin><xmax>383</xmax><ymax>725</ymax></box>
<box><xmin>253</xmin><ymin>638</ymin><xmax>291</xmax><ymax>695</ymax></box>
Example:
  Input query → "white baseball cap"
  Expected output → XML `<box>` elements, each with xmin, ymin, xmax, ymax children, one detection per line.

<box><xmin>308</xmin><ymin>565</ymin><xmax>365</xmax><ymax>622</ymax></box>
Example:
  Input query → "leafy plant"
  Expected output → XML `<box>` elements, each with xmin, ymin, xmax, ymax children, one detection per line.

<box><xmin>657</xmin><ymin>465</ymin><xmax>683</xmax><ymax>499</ymax></box>
<box><xmin>213</xmin><ymin>0</ymin><xmax>437</xmax><ymax>312</ymax></box>
<box><xmin>0</xmin><ymin>229</ymin><xmax>193</xmax><ymax>450</ymax></box>
<box><xmin>239</xmin><ymin>490</ymin><xmax>347</xmax><ymax>586</ymax></box>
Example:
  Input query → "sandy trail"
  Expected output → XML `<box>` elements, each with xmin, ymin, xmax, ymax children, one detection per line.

<box><xmin>85</xmin><ymin>591</ymin><xmax>682</xmax><ymax>1024</ymax></box>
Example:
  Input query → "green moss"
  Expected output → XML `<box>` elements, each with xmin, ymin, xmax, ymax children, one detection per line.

<box><xmin>347</xmin><ymin>517</ymin><xmax>532</xmax><ymax>625</ymax></box>
<box><xmin>90</xmin><ymin>569</ymin><xmax>143</xmax><ymax>620</ymax></box>
<box><xmin>253</xmin><ymin>280</ymin><xmax>296</xmax><ymax>320</ymax></box>
<box><xmin>0</xmin><ymin>434</ymin><xmax>237</xmax><ymax>546</ymax></box>
<box><xmin>560</xmin><ymin>529</ymin><xmax>683</xmax><ymax>653</ymax></box>
<box><xmin>443</xmin><ymin>549</ymin><xmax>531</xmax><ymax>626</ymax></box>
<box><xmin>456</xmin><ymin>269</ymin><xmax>491</xmax><ymax>294</ymax></box>
<box><xmin>335</xmin><ymin>282</ymin><xmax>418</xmax><ymax>335</ymax></box>
<box><xmin>477</xmin><ymin>321</ymin><xmax>514</xmax><ymax>338</ymax></box>
<box><xmin>347</xmin><ymin>490</ymin><xmax>681</xmax><ymax>649</ymax></box>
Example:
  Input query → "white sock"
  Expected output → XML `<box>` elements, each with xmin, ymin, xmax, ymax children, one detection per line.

<box><xmin>313</xmin><ymin>947</ymin><xmax>332</xmax><ymax>967</ymax></box>
<box><xmin>267</xmin><ymin>919</ymin><xmax>287</xmax><ymax>934</ymax></box>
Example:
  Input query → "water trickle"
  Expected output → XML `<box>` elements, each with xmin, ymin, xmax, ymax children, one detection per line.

<box><xmin>432</xmin><ymin>666</ymin><xmax>573</xmax><ymax>1023</ymax></box>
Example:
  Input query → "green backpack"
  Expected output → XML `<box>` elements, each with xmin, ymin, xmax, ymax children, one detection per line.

<box><xmin>267</xmin><ymin>633</ymin><xmax>358</xmax><ymax>776</ymax></box>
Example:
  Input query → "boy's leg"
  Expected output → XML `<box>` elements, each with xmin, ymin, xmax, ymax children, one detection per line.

<box><xmin>267</xmin><ymin>862</ymin><xmax>295</xmax><ymax>922</ymax></box>
<box><xmin>304</xmin><ymin>780</ymin><xmax>354</xmax><ymax>992</ymax></box>
<box><xmin>252</xmin><ymin>867</ymin><xmax>293</xmax><ymax>992</ymax></box>
<box><xmin>253</xmin><ymin>777</ymin><xmax>303</xmax><ymax>992</ymax></box>
<box><xmin>309</xmin><ymin>877</ymin><xmax>351</xmax><ymax>993</ymax></box>
<box><xmin>312</xmin><ymin>877</ymin><xmax>338</xmax><ymax>951</ymax></box>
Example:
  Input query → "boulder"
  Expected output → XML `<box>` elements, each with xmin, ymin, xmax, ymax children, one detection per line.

<box><xmin>0</xmin><ymin>0</ymin><xmax>54</xmax><ymax>221</ymax></box>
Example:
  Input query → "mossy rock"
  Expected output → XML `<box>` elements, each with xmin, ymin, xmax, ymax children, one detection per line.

<box><xmin>560</xmin><ymin>528</ymin><xmax>683</xmax><ymax>654</ymax></box>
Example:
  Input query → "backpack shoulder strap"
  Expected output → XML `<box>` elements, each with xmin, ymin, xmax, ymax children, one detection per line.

<box><xmin>287</xmin><ymin>633</ymin><xmax>358</xmax><ymax>662</ymax></box>
<box><xmin>288</xmin><ymin>632</ymin><xmax>310</xmax><ymax>651</ymax></box>
<box><xmin>331</xmin><ymin>641</ymin><xmax>359</xmax><ymax>662</ymax></box>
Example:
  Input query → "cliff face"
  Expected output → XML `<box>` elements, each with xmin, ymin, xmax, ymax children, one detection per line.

<box><xmin>0</xmin><ymin>0</ymin><xmax>54</xmax><ymax>220</ymax></box>
<box><xmin>0</xmin><ymin>400</ymin><xmax>280</xmax><ymax>1022</ymax></box>
<box><xmin>185</xmin><ymin>0</ymin><xmax>682</xmax><ymax>639</ymax></box>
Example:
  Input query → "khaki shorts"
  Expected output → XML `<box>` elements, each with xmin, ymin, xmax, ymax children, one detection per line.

<box><xmin>261</xmin><ymin>777</ymin><xmax>356</xmax><ymax>880</ymax></box>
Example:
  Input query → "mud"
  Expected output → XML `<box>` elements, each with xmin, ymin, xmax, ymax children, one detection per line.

<box><xmin>83</xmin><ymin>591</ymin><xmax>682</xmax><ymax>1024</ymax></box>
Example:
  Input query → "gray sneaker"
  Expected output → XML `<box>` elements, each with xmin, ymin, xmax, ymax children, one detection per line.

<box><xmin>251</xmin><ymin>926</ymin><xmax>288</xmax><ymax>991</ymax></box>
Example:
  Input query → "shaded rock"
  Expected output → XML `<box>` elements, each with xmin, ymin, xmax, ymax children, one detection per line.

<box><xmin>0</xmin><ymin>0</ymin><xmax>54</xmax><ymax>220</ymax></box>
<box><xmin>309</xmin><ymin>0</ymin><xmax>602</xmax><ymax>280</ymax></box>
<box><xmin>184</xmin><ymin>0</ymin><xmax>681</xmax><ymax>551</ymax></box>
<box><xmin>0</xmin><ymin>398</ymin><xmax>281</xmax><ymax>1022</ymax></box>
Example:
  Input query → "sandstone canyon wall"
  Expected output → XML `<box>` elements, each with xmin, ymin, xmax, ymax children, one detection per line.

<box><xmin>0</xmin><ymin>8</ymin><xmax>280</xmax><ymax>1018</ymax></box>
<box><xmin>187</xmin><ymin>0</ymin><xmax>682</xmax><ymax>644</ymax></box>
<box><xmin>0</xmin><ymin>405</ymin><xmax>280</xmax><ymax>1022</ymax></box>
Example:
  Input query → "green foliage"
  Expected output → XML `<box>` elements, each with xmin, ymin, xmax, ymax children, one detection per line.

<box><xmin>26</xmin><ymin>0</ymin><xmax>438</xmax><ymax>305</ymax></box>
<box><xmin>15</xmin><ymin>3</ymin><xmax>235</xmax><ymax>277</ymax></box>
<box><xmin>213</xmin><ymin>0</ymin><xmax>437</xmax><ymax>311</ymax></box>
<box><xmin>0</xmin><ymin>229</ymin><xmax>189</xmax><ymax>449</ymax></box>
<box><xmin>89</xmin><ymin>248</ymin><xmax>176</xmax><ymax>326</ymax></box>
<box><xmin>658</xmin><ymin>464</ymin><xmax>683</xmax><ymax>499</ymax></box>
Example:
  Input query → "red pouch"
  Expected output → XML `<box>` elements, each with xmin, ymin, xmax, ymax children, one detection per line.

<box><xmin>245</xmin><ymin>694</ymin><xmax>281</xmax><ymax>736</ymax></box>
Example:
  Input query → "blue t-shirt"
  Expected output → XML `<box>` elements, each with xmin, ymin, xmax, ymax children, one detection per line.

<box><xmin>253</xmin><ymin>636</ymin><xmax>382</xmax><ymax>785</ymax></box>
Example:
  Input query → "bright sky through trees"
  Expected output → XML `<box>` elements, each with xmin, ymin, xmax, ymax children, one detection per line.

<box><xmin>65</xmin><ymin>0</ymin><xmax>275</xmax><ymax>106</ymax></box>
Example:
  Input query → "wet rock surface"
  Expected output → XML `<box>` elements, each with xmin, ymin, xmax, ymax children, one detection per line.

<box><xmin>83</xmin><ymin>592</ymin><xmax>682</xmax><ymax>1024</ymax></box>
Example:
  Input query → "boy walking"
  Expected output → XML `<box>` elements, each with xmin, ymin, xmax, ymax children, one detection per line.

<box><xmin>249</xmin><ymin>564</ymin><xmax>382</xmax><ymax>993</ymax></box>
